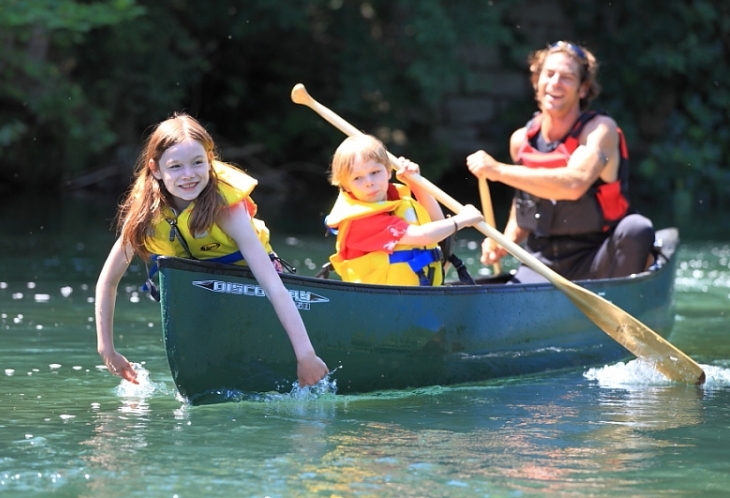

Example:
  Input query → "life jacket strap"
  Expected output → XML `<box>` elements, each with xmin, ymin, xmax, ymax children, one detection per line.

<box><xmin>389</xmin><ymin>247</ymin><xmax>442</xmax><ymax>270</ymax></box>
<box><xmin>389</xmin><ymin>247</ymin><xmax>443</xmax><ymax>285</ymax></box>
<box><xmin>447</xmin><ymin>254</ymin><xmax>477</xmax><ymax>285</ymax></box>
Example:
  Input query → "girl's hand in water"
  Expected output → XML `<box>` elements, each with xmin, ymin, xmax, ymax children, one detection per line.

<box><xmin>101</xmin><ymin>350</ymin><xmax>139</xmax><ymax>384</ymax></box>
<box><xmin>296</xmin><ymin>352</ymin><xmax>330</xmax><ymax>387</ymax></box>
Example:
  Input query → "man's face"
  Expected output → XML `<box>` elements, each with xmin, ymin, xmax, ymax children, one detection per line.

<box><xmin>535</xmin><ymin>52</ymin><xmax>587</xmax><ymax>114</ymax></box>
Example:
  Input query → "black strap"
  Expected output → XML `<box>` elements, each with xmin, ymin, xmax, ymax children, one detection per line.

<box><xmin>448</xmin><ymin>254</ymin><xmax>476</xmax><ymax>285</ymax></box>
<box><xmin>314</xmin><ymin>261</ymin><xmax>333</xmax><ymax>279</ymax></box>
<box><xmin>167</xmin><ymin>218</ymin><xmax>196</xmax><ymax>259</ymax></box>
<box><xmin>271</xmin><ymin>254</ymin><xmax>297</xmax><ymax>273</ymax></box>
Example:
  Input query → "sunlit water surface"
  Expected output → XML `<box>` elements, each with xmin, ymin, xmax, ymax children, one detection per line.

<box><xmin>1</xmin><ymin>194</ymin><xmax>730</xmax><ymax>497</ymax></box>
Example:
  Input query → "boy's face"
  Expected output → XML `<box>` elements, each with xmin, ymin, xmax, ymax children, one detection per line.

<box><xmin>342</xmin><ymin>158</ymin><xmax>390</xmax><ymax>203</ymax></box>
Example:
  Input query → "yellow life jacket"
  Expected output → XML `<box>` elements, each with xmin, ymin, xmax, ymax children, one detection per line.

<box><xmin>144</xmin><ymin>162</ymin><xmax>273</xmax><ymax>263</ymax></box>
<box><xmin>326</xmin><ymin>183</ymin><xmax>444</xmax><ymax>286</ymax></box>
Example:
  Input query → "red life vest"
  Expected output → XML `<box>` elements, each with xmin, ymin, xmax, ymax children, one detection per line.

<box><xmin>514</xmin><ymin>111</ymin><xmax>631</xmax><ymax>236</ymax></box>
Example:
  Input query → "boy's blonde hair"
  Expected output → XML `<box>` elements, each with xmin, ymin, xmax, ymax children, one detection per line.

<box><xmin>329</xmin><ymin>135</ymin><xmax>391</xmax><ymax>189</ymax></box>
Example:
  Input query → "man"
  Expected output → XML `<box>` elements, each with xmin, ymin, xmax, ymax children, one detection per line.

<box><xmin>466</xmin><ymin>41</ymin><xmax>654</xmax><ymax>283</ymax></box>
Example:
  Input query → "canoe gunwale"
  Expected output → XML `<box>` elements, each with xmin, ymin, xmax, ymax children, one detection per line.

<box><xmin>157</xmin><ymin>227</ymin><xmax>679</xmax><ymax>403</ymax></box>
<box><xmin>158</xmin><ymin>228</ymin><xmax>678</xmax><ymax>295</ymax></box>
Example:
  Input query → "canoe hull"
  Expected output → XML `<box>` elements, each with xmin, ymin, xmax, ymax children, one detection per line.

<box><xmin>159</xmin><ymin>229</ymin><xmax>678</xmax><ymax>404</ymax></box>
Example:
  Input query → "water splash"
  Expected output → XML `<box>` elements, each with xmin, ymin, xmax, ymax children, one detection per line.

<box><xmin>113</xmin><ymin>363</ymin><xmax>167</xmax><ymax>398</ymax></box>
<box><xmin>696</xmin><ymin>364</ymin><xmax>730</xmax><ymax>388</ymax></box>
<box><xmin>286</xmin><ymin>371</ymin><xmax>338</xmax><ymax>400</ymax></box>
<box><xmin>584</xmin><ymin>360</ymin><xmax>673</xmax><ymax>387</ymax></box>
<box><xmin>585</xmin><ymin>359</ymin><xmax>730</xmax><ymax>389</ymax></box>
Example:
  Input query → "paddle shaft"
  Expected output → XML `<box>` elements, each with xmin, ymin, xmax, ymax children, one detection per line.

<box><xmin>291</xmin><ymin>83</ymin><xmax>705</xmax><ymax>384</ymax></box>
<box><xmin>292</xmin><ymin>83</ymin><xmax>552</xmax><ymax>271</ymax></box>
<box><xmin>478</xmin><ymin>178</ymin><xmax>501</xmax><ymax>275</ymax></box>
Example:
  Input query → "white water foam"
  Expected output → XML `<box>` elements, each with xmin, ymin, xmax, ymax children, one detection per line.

<box><xmin>113</xmin><ymin>363</ymin><xmax>167</xmax><ymax>398</ymax></box>
<box><xmin>286</xmin><ymin>372</ymin><xmax>338</xmax><ymax>400</ymax></box>
<box><xmin>585</xmin><ymin>359</ymin><xmax>730</xmax><ymax>389</ymax></box>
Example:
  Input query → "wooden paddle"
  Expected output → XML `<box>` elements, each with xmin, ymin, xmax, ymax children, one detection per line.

<box><xmin>291</xmin><ymin>83</ymin><xmax>705</xmax><ymax>385</ymax></box>
<box><xmin>478</xmin><ymin>177</ymin><xmax>501</xmax><ymax>275</ymax></box>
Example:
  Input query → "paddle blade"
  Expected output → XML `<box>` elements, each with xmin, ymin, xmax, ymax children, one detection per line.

<box><xmin>555</xmin><ymin>280</ymin><xmax>705</xmax><ymax>384</ymax></box>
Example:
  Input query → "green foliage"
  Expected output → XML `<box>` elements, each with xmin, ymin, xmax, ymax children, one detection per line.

<box><xmin>1</xmin><ymin>0</ymin><xmax>141</xmax><ymax>29</ymax></box>
<box><xmin>164</xmin><ymin>0</ymin><xmax>520</xmax><ymax>179</ymax></box>
<box><xmin>0</xmin><ymin>0</ymin><xmax>520</xmax><ymax>189</ymax></box>
<box><xmin>562</xmin><ymin>0</ymin><xmax>730</xmax><ymax>222</ymax></box>
<box><xmin>0</xmin><ymin>0</ymin><xmax>144</xmax><ymax>186</ymax></box>
<box><xmin>2</xmin><ymin>0</ymin><xmax>728</xmax><ymax>224</ymax></box>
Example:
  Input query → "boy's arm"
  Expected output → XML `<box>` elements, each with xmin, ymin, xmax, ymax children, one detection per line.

<box><xmin>409</xmin><ymin>182</ymin><xmax>445</xmax><ymax>222</ymax></box>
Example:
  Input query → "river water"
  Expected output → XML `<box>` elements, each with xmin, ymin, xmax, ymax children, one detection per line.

<box><xmin>1</xmin><ymin>192</ymin><xmax>730</xmax><ymax>497</ymax></box>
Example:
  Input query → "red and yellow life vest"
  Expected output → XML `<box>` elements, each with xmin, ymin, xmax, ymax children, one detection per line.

<box><xmin>514</xmin><ymin>111</ymin><xmax>631</xmax><ymax>236</ymax></box>
<box><xmin>326</xmin><ymin>184</ymin><xmax>444</xmax><ymax>286</ymax></box>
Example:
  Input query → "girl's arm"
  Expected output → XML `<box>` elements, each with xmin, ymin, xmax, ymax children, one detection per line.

<box><xmin>218</xmin><ymin>203</ymin><xmax>329</xmax><ymax>387</ymax></box>
<box><xmin>95</xmin><ymin>237</ymin><xmax>139</xmax><ymax>384</ymax></box>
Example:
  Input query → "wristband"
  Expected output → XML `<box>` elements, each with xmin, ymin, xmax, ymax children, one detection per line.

<box><xmin>452</xmin><ymin>218</ymin><xmax>459</xmax><ymax>234</ymax></box>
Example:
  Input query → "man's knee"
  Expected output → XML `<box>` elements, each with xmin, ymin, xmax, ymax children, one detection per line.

<box><xmin>615</xmin><ymin>214</ymin><xmax>654</xmax><ymax>247</ymax></box>
<box><xmin>613</xmin><ymin>214</ymin><xmax>655</xmax><ymax>272</ymax></box>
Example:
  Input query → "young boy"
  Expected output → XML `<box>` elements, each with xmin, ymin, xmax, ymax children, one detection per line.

<box><xmin>326</xmin><ymin>134</ymin><xmax>483</xmax><ymax>285</ymax></box>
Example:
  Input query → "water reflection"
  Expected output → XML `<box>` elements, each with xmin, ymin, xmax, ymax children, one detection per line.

<box><xmin>674</xmin><ymin>244</ymin><xmax>730</xmax><ymax>363</ymax></box>
<box><xmin>271</xmin><ymin>360</ymin><xmax>730</xmax><ymax>496</ymax></box>
<box><xmin>78</xmin><ymin>366</ymin><xmax>172</xmax><ymax>496</ymax></box>
<box><xmin>3</xmin><ymin>192</ymin><xmax>730</xmax><ymax>496</ymax></box>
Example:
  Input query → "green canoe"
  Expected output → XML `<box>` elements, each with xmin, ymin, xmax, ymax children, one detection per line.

<box><xmin>158</xmin><ymin>228</ymin><xmax>679</xmax><ymax>405</ymax></box>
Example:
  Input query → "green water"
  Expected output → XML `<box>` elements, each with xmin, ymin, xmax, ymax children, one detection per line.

<box><xmin>1</xmin><ymin>193</ymin><xmax>730</xmax><ymax>497</ymax></box>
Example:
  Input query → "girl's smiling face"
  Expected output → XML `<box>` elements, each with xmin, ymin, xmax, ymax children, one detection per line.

<box><xmin>343</xmin><ymin>157</ymin><xmax>390</xmax><ymax>202</ymax></box>
<box><xmin>151</xmin><ymin>139</ymin><xmax>211</xmax><ymax>211</ymax></box>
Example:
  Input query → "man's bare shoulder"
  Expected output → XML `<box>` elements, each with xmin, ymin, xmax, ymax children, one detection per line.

<box><xmin>585</xmin><ymin>113</ymin><xmax>619</xmax><ymax>132</ymax></box>
<box><xmin>509</xmin><ymin>127</ymin><xmax>527</xmax><ymax>160</ymax></box>
<box><xmin>580</xmin><ymin>113</ymin><xmax>619</xmax><ymax>142</ymax></box>
<box><xmin>510</xmin><ymin>127</ymin><xmax>528</xmax><ymax>146</ymax></box>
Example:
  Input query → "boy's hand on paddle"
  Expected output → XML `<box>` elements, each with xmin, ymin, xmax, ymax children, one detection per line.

<box><xmin>455</xmin><ymin>204</ymin><xmax>484</xmax><ymax>228</ymax></box>
<box><xmin>296</xmin><ymin>352</ymin><xmax>329</xmax><ymax>387</ymax></box>
<box><xmin>394</xmin><ymin>157</ymin><xmax>420</xmax><ymax>180</ymax></box>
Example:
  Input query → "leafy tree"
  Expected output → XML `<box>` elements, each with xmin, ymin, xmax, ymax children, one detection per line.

<box><xmin>562</xmin><ymin>0</ymin><xmax>730</xmax><ymax>223</ymax></box>
<box><xmin>1</xmin><ymin>0</ymin><xmax>522</xmax><ymax>192</ymax></box>
<box><xmin>0</xmin><ymin>0</ymin><xmax>144</xmax><ymax>188</ymax></box>
<box><xmin>9</xmin><ymin>0</ymin><xmax>729</xmax><ymax>231</ymax></box>
<box><xmin>158</xmin><ymin>0</ymin><xmax>521</xmax><ymax>178</ymax></box>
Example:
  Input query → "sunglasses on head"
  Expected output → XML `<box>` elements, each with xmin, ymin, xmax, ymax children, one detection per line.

<box><xmin>550</xmin><ymin>41</ymin><xmax>587</xmax><ymax>61</ymax></box>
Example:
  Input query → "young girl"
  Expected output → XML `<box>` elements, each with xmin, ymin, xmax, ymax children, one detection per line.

<box><xmin>326</xmin><ymin>134</ymin><xmax>483</xmax><ymax>285</ymax></box>
<box><xmin>95</xmin><ymin>114</ymin><xmax>329</xmax><ymax>387</ymax></box>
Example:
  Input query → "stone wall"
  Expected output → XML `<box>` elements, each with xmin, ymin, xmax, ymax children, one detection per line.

<box><xmin>436</xmin><ymin>0</ymin><xmax>573</xmax><ymax>158</ymax></box>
